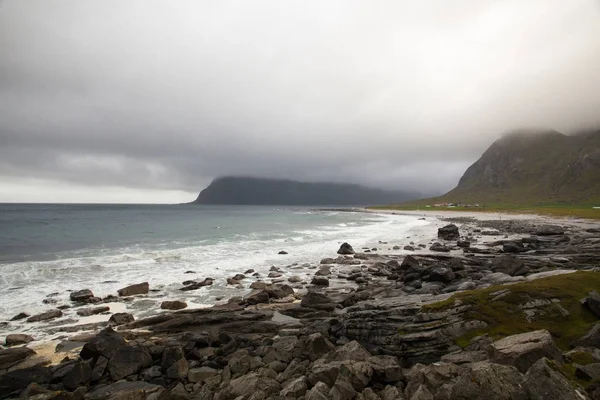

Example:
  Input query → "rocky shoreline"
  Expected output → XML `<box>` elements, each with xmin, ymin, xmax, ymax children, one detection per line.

<box><xmin>2</xmin><ymin>213</ymin><xmax>600</xmax><ymax>399</ymax></box>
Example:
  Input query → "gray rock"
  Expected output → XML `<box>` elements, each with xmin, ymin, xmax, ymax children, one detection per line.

<box><xmin>107</xmin><ymin>345</ymin><xmax>153</xmax><ymax>380</ymax></box>
<box><xmin>108</xmin><ymin>312</ymin><xmax>135</xmax><ymax>326</ymax></box>
<box><xmin>264</xmin><ymin>284</ymin><xmax>294</xmax><ymax>299</ymax></box>
<box><xmin>488</xmin><ymin>329</ymin><xmax>562</xmax><ymax>373</ymax></box>
<box><xmin>280</xmin><ymin>376</ymin><xmax>308</xmax><ymax>397</ymax></box>
<box><xmin>502</xmin><ymin>242</ymin><xmax>524</xmax><ymax>253</ymax></box>
<box><xmin>244</xmin><ymin>289</ymin><xmax>270</xmax><ymax>305</ymax></box>
<box><xmin>430</xmin><ymin>243</ymin><xmax>450</xmax><ymax>252</ymax></box>
<box><xmin>306</xmin><ymin>381</ymin><xmax>330</xmax><ymax>400</ymax></box>
<box><xmin>441</xmin><ymin>351</ymin><xmax>488</xmax><ymax>365</ymax></box>
<box><xmin>583</xmin><ymin>291</ymin><xmax>600</xmax><ymax>318</ymax></box>
<box><xmin>117</xmin><ymin>282</ymin><xmax>149</xmax><ymax>296</ymax></box>
<box><xmin>27</xmin><ymin>309</ymin><xmax>63</xmax><ymax>322</ymax></box>
<box><xmin>5</xmin><ymin>333</ymin><xmax>34</xmax><ymax>346</ymax></box>
<box><xmin>338</xmin><ymin>243</ymin><xmax>355</xmax><ymax>255</ymax></box>
<box><xmin>536</xmin><ymin>224</ymin><xmax>565</xmax><ymax>236</ymax></box>
<box><xmin>80</xmin><ymin>328</ymin><xmax>127</xmax><ymax>360</ymax></box>
<box><xmin>219</xmin><ymin>372</ymin><xmax>281</xmax><ymax>399</ymax></box>
<box><xmin>438</xmin><ymin>224</ymin><xmax>459</xmax><ymax>241</ymax></box>
<box><xmin>161</xmin><ymin>300</ymin><xmax>188</xmax><ymax>310</ymax></box>
<box><xmin>76</xmin><ymin>306</ymin><xmax>109</xmax><ymax>316</ymax></box>
<box><xmin>490</xmin><ymin>255</ymin><xmax>529</xmax><ymax>276</ymax></box>
<box><xmin>327</xmin><ymin>341</ymin><xmax>371</xmax><ymax>362</ymax></box>
<box><xmin>525</xmin><ymin>358</ymin><xmax>585</xmax><ymax>400</ymax></box>
<box><xmin>306</xmin><ymin>332</ymin><xmax>336</xmax><ymax>361</ymax></box>
<box><xmin>85</xmin><ymin>381</ymin><xmax>168</xmax><ymax>400</ymax></box>
<box><xmin>575</xmin><ymin>362</ymin><xmax>600</xmax><ymax>381</ymax></box>
<box><xmin>10</xmin><ymin>312</ymin><xmax>30</xmax><ymax>321</ymax></box>
<box><xmin>573</xmin><ymin>323</ymin><xmax>600</xmax><ymax>348</ymax></box>
<box><xmin>301</xmin><ymin>291</ymin><xmax>336</xmax><ymax>311</ymax></box>
<box><xmin>188</xmin><ymin>366</ymin><xmax>219</xmax><ymax>383</ymax></box>
<box><xmin>62</xmin><ymin>360</ymin><xmax>92</xmax><ymax>390</ymax></box>
<box><xmin>167</xmin><ymin>358</ymin><xmax>190</xmax><ymax>380</ymax></box>
<box><xmin>329</xmin><ymin>376</ymin><xmax>357</xmax><ymax>400</ymax></box>
<box><xmin>451</xmin><ymin>361</ymin><xmax>527</xmax><ymax>400</ymax></box>
<box><xmin>338</xmin><ymin>361</ymin><xmax>373</xmax><ymax>391</ymax></box>
<box><xmin>70</xmin><ymin>289</ymin><xmax>94</xmax><ymax>302</ymax></box>
<box><xmin>410</xmin><ymin>385</ymin><xmax>434</xmax><ymax>400</ymax></box>
<box><xmin>367</xmin><ymin>355</ymin><xmax>403</xmax><ymax>383</ymax></box>
<box><xmin>311</xmin><ymin>277</ymin><xmax>330</xmax><ymax>286</ymax></box>
<box><xmin>309</xmin><ymin>359</ymin><xmax>341</xmax><ymax>387</ymax></box>
<box><xmin>0</xmin><ymin>346</ymin><xmax>36</xmax><ymax>370</ymax></box>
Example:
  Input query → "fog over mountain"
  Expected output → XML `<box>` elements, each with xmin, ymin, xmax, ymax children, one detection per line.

<box><xmin>1</xmin><ymin>1</ymin><xmax>599</xmax><ymax>203</ymax></box>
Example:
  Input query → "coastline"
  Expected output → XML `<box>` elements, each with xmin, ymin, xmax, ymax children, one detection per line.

<box><xmin>1</xmin><ymin>210</ymin><xmax>600</xmax><ymax>398</ymax></box>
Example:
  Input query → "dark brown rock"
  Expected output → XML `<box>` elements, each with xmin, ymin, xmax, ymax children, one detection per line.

<box><xmin>161</xmin><ymin>300</ymin><xmax>188</xmax><ymax>310</ymax></box>
<box><xmin>117</xmin><ymin>282</ymin><xmax>149</xmax><ymax>296</ymax></box>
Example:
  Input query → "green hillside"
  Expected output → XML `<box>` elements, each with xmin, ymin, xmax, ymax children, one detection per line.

<box><xmin>412</xmin><ymin>129</ymin><xmax>600</xmax><ymax>207</ymax></box>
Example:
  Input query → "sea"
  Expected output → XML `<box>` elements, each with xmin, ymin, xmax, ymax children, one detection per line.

<box><xmin>0</xmin><ymin>203</ymin><xmax>433</xmax><ymax>337</ymax></box>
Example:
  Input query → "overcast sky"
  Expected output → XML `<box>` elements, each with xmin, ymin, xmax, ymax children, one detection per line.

<box><xmin>1</xmin><ymin>1</ymin><xmax>599</xmax><ymax>203</ymax></box>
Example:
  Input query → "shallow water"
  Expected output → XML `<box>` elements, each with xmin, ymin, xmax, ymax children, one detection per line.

<box><xmin>0</xmin><ymin>203</ymin><xmax>433</xmax><ymax>338</ymax></box>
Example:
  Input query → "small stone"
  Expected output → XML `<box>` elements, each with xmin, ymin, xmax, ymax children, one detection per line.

<box><xmin>108</xmin><ymin>313</ymin><xmax>135</xmax><ymax>326</ymax></box>
<box><xmin>161</xmin><ymin>300</ymin><xmax>188</xmax><ymax>310</ymax></box>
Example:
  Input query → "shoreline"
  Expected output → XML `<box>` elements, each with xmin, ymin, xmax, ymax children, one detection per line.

<box><xmin>1</xmin><ymin>211</ymin><xmax>600</xmax><ymax>398</ymax></box>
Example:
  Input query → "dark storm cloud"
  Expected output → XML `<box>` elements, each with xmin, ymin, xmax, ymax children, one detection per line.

<box><xmin>1</xmin><ymin>0</ymin><xmax>600</xmax><ymax>201</ymax></box>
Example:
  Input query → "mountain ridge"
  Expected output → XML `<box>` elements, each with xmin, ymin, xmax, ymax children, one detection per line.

<box><xmin>192</xmin><ymin>176</ymin><xmax>420</xmax><ymax>206</ymax></box>
<box><xmin>412</xmin><ymin>128</ymin><xmax>600</xmax><ymax>205</ymax></box>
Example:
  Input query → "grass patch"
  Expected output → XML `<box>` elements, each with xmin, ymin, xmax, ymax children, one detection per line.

<box><xmin>422</xmin><ymin>271</ymin><xmax>600</xmax><ymax>349</ymax></box>
<box><xmin>369</xmin><ymin>203</ymin><xmax>600</xmax><ymax>220</ymax></box>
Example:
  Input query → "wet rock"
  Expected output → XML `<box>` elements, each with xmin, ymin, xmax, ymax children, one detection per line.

<box><xmin>76</xmin><ymin>306</ymin><xmax>110</xmax><ymax>316</ymax></box>
<box><xmin>426</xmin><ymin>267</ymin><xmax>455</xmax><ymax>283</ymax></box>
<box><xmin>245</xmin><ymin>290</ymin><xmax>270</xmax><ymax>305</ymax></box>
<box><xmin>5</xmin><ymin>333</ymin><xmax>34</xmax><ymax>346</ymax></box>
<box><xmin>490</xmin><ymin>255</ymin><xmax>529</xmax><ymax>276</ymax></box>
<box><xmin>300</xmin><ymin>291</ymin><xmax>336</xmax><ymax>311</ymax></box>
<box><xmin>457</xmin><ymin>240</ymin><xmax>471</xmax><ymax>248</ymax></box>
<box><xmin>315</xmin><ymin>266</ymin><xmax>332</xmax><ymax>276</ymax></box>
<box><xmin>488</xmin><ymin>329</ymin><xmax>562</xmax><ymax>373</ymax></box>
<box><xmin>85</xmin><ymin>381</ymin><xmax>168</xmax><ymax>400</ymax></box>
<box><xmin>429</xmin><ymin>243</ymin><xmax>450</xmax><ymax>252</ymax></box>
<box><xmin>264</xmin><ymin>284</ymin><xmax>294</xmax><ymax>299</ymax></box>
<box><xmin>401</xmin><ymin>255</ymin><xmax>420</xmax><ymax>271</ymax></box>
<box><xmin>268</xmin><ymin>272</ymin><xmax>283</xmax><ymax>278</ymax></box>
<box><xmin>0</xmin><ymin>346</ymin><xmax>36</xmax><ymax>370</ymax></box>
<box><xmin>536</xmin><ymin>224</ymin><xmax>565</xmax><ymax>236</ymax></box>
<box><xmin>27</xmin><ymin>309</ymin><xmax>63</xmax><ymax>322</ymax></box>
<box><xmin>10</xmin><ymin>312</ymin><xmax>29</xmax><ymax>321</ymax></box>
<box><xmin>288</xmin><ymin>276</ymin><xmax>302</xmax><ymax>283</ymax></box>
<box><xmin>451</xmin><ymin>361</ymin><xmax>527</xmax><ymax>400</ymax></box>
<box><xmin>321</xmin><ymin>258</ymin><xmax>335</xmax><ymax>264</ymax></box>
<box><xmin>180</xmin><ymin>277</ymin><xmax>214</xmax><ymax>291</ymax></box>
<box><xmin>107</xmin><ymin>345</ymin><xmax>153</xmax><ymax>380</ymax></box>
<box><xmin>70</xmin><ymin>289</ymin><xmax>94</xmax><ymax>303</ymax></box>
<box><xmin>503</xmin><ymin>242</ymin><xmax>524</xmax><ymax>253</ymax></box>
<box><xmin>438</xmin><ymin>224</ymin><xmax>460</xmax><ymax>240</ymax></box>
<box><xmin>311</xmin><ymin>277</ymin><xmax>330</xmax><ymax>286</ymax></box>
<box><xmin>161</xmin><ymin>300</ymin><xmax>188</xmax><ymax>310</ymax></box>
<box><xmin>337</xmin><ymin>243</ymin><xmax>355</xmax><ymax>255</ymax></box>
<box><xmin>80</xmin><ymin>327</ymin><xmax>127</xmax><ymax>360</ymax></box>
<box><xmin>117</xmin><ymin>282</ymin><xmax>149</xmax><ymax>296</ymax></box>
<box><xmin>108</xmin><ymin>312</ymin><xmax>134</xmax><ymax>326</ymax></box>
<box><xmin>404</xmin><ymin>245</ymin><xmax>415</xmax><ymax>251</ymax></box>
<box><xmin>525</xmin><ymin>358</ymin><xmax>584</xmax><ymax>400</ymax></box>
<box><xmin>279</xmin><ymin>251</ymin><xmax>288</xmax><ymax>255</ymax></box>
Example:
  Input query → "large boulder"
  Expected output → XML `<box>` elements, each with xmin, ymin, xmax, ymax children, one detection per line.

<box><xmin>280</xmin><ymin>376</ymin><xmax>308</xmax><ymax>397</ymax></box>
<box><xmin>0</xmin><ymin>366</ymin><xmax>51</xmax><ymax>398</ymax></box>
<box><xmin>573</xmin><ymin>323</ymin><xmax>600</xmax><ymax>348</ymax></box>
<box><xmin>107</xmin><ymin>345</ymin><xmax>153</xmax><ymax>380</ymax></box>
<box><xmin>337</xmin><ymin>243</ymin><xmax>355</xmax><ymax>255</ymax></box>
<box><xmin>490</xmin><ymin>255</ymin><xmax>529</xmax><ymax>277</ymax></box>
<box><xmin>62</xmin><ymin>360</ymin><xmax>92</xmax><ymax>390</ymax></box>
<box><xmin>438</xmin><ymin>224</ymin><xmax>460</xmax><ymax>240</ymax></box>
<box><xmin>80</xmin><ymin>327</ymin><xmax>127</xmax><ymax>360</ymax></box>
<box><xmin>488</xmin><ymin>329</ymin><xmax>562</xmax><ymax>373</ymax></box>
<box><xmin>218</xmin><ymin>372</ymin><xmax>281</xmax><ymax>399</ymax></box>
<box><xmin>367</xmin><ymin>355</ymin><xmax>403</xmax><ymax>383</ymax></box>
<box><xmin>244</xmin><ymin>289</ymin><xmax>270</xmax><ymax>305</ymax></box>
<box><xmin>264</xmin><ymin>284</ymin><xmax>294</xmax><ymax>299</ymax></box>
<box><xmin>524</xmin><ymin>358</ymin><xmax>585</xmax><ymax>400</ymax></box>
<box><xmin>451</xmin><ymin>361</ymin><xmax>527</xmax><ymax>400</ymax></box>
<box><xmin>117</xmin><ymin>282</ymin><xmax>149</xmax><ymax>296</ymax></box>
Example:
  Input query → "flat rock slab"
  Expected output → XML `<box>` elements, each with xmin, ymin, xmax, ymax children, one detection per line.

<box><xmin>488</xmin><ymin>329</ymin><xmax>562</xmax><ymax>373</ymax></box>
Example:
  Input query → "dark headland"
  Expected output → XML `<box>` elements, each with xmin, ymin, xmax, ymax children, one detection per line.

<box><xmin>192</xmin><ymin>176</ymin><xmax>421</xmax><ymax>206</ymax></box>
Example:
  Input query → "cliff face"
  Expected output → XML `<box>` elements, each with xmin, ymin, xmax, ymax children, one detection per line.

<box><xmin>192</xmin><ymin>177</ymin><xmax>419</xmax><ymax>206</ymax></box>
<box><xmin>443</xmin><ymin>129</ymin><xmax>600</xmax><ymax>204</ymax></box>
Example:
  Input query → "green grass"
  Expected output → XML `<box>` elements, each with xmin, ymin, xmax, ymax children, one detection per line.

<box><xmin>369</xmin><ymin>203</ymin><xmax>600</xmax><ymax>220</ymax></box>
<box><xmin>422</xmin><ymin>271</ymin><xmax>600</xmax><ymax>350</ymax></box>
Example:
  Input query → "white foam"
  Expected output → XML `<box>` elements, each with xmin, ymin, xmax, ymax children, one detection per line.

<box><xmin>0</xmin><ymin>212</ymin><xmax>434</xmax><ymax>339</ymax></box>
